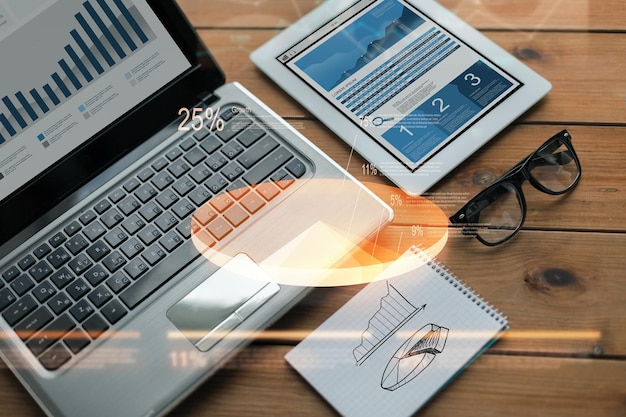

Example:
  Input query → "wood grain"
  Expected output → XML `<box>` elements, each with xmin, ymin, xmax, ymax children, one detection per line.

<box><xmin>177</xmin><ymin>0</ymin><xmax>626</xmax><ymax>31</ymax></box>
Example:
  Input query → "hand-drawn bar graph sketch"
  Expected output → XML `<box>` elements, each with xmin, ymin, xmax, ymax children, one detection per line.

<box><xmin>352</xmin><ymin>282</ymin><xmax>425</xmax><ymax>366</ymax></box>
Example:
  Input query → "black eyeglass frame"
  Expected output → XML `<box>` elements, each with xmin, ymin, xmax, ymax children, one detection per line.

<box><xmin>449</xmin><ymin>130</ymin><xmax>581</xmax><ymax>246</ymax></box>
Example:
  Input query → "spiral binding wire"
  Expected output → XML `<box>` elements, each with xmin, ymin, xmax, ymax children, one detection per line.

<box><xmin>410</xmin><ymin>245</ymin><xmax>508</xmax><ymax>326</ymax></box>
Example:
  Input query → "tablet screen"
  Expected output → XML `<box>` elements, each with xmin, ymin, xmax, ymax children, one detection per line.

<box><xmin>277</xmin><ymin>0</ymin><xmax>522</xmax><ymax>171</ymax></box>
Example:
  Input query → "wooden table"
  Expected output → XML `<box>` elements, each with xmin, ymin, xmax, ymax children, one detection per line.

<box><xmin>2</xmin><ymin>0</ymin><xmax>625</xmax><ymax>416</ymax></box>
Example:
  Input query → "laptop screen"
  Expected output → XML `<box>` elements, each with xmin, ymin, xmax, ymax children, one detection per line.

<box><xmin>0</xmin><ymin>0</ymin><xmax>224</xmax><ymax>244</ymax></box>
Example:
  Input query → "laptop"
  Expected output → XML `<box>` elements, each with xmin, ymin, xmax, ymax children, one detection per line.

<box><xmin>0</xmin><ymin>1</ymin><xmax>392</xmax><ymax>416</ymax></box>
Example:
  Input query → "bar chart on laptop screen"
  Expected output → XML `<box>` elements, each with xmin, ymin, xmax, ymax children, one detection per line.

<box><xmin>0</xmin><ymin>0</ymin><xmax>155</xmax><ymax>146</ymax></box>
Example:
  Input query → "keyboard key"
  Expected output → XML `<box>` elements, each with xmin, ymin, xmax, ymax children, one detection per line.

<box><xmin>69</xmin><ymin>299</ymin><xmax>95</xmax><ymax>322</ymax></box>
<box><xmin>120</xmin><ymin>238</ymin><xmax>144</xmax><ymax>259</ymax></box>
<box><xmin>108</xmin><ymin>188</ymin><xmax>126</xmax><ymax>204</ymax></box>
<box><xmin>29</xmin><ymin>260</ymin><xmax>53</xmax><ymax>283</ymax></box>
<box><xmin>3</xmin><ymin>294</ymin><xmax>37</xmax><ymax>326</ymax></box>
<box><xmin>193</xmin><ymin>205</ymin><xmax>217</xmax><ymax>226</ymax></box>
<box><xmin>88</xmin><ymin>285</ymin><xmax>113</xmax><ymax>308</ymax></box>
<box><xmin>93</xmin><ymin>199</ymin><xmax>111</xmax><ymax>215</ymax></box>
<box><xmin>11</xmin><ymin>275</ymin><xmax>35</xmax><ymax>296</ymax></box>
<box><xmin>2</xmin><ymin>266</ymin><xmax>21</xmax><ymax>282</ymax></box>
<box><xmin>189</xmin><ymin>166</ymin><xmax>212</xmax><ymax>183</ymax></box>
<box><xmin>33</xmin><ymin>243</ymin><xmax>52</xmax><ymax>259</ymax></box>
<box><xmin>240</xmin><ymin>191</ymin><xmax>266</xmax><ymax>214</ymax></box>
<box><xmin>221</xmin><ymin>162</ymin><xmax>244</xmax><ymax>182</ymax></box>
<box><xmin>206</xmin><ymin>218</ymin><xmax>232</xmax><ymax>241</ymax></box>
<box><xmin>106</xmin><ymin>272</ymin><xmax>131</xmax><ymax>294</ymax></box>
<box><xmin>66</xmin><ymin>278</ymin><xmax>90</xmax><ymax>301</ymax></box>
<box><xmin>172</xmin><ymin>199</ymin><xmax>195</xmax><ymax>219</ymax></box>
<box><xmin>151</xmin><ymin>157</ymin><xmax>168</xmax><ymax>172</ymax></box>
<box><xmin>188</xmin><ymin>186</ymin><xmax>212</xmax><ymax>207</ymax></box>
<box><xmin>168</xmin><ymin>159</ymin><xmax>190</xmax><ymax>178</ymax></box>
<box><xmin>137</xmin><ymin>167</ymin><xmax>155</xmax><ymax>182</ymax></box>
<box><xmin>27</xmin><ymin>314</ymin><xmax>75</xmax><ymax>356</ymax></box>
<box><xmin>237</xmin><ymin>125</ymin><xmax>265</xmax><ymax>147</ymax></box>
<box><xmin>50</xmin><ymin>267</ymin><xmax>75</xmax><ymax>290</ymax></box>
<box><xmin>123</xmin><ymin>177</ymin><xmax>141</xmax><ymax>192</ymax></box>
<box><xmin>18</xmin><ymin>255</ymin><xmax>36</xmax><ymax>271</ymax></box>
<box><xmin>68</xmin><ymin>254</ymin><xmax>93</xmax><ymax>275</ymax></box>
<box><xmin>83</xmin><ymin>221</ymin><xmax>106</xmax><ymax>242</ymax></box>
<box><xmin>121</xmin><ymin>214</ymin><xmax>145</xmax><ymax>235</ymax></box>
<box><xmin>83</xmin><ymin>314</ymin><xmax>109</xmax><ymax>339</ymax></box>
<box><xmin>226</xmin><ymin>180</ymin><xmax>250</xmax><ymax>200</ymax></box>
<box><xmin>286</xmin><ymin>158</ymin><xmax>307</xmax><ymax>178</ymax></box>
<box><xmin>156</xmin><ymin>190</ymin><xmax>180</xmax><ymax>209</ymax></box>
<box><xmin>142</xmin><ymin>244</ymin><xmax>166</xmax><ymax>266</ymax></box>
<box><xmin>64</xmin><ymin>329</ymin><xmax>91</xmax><ymax>354</ymax></box>
<box><xmin>118</xmin><ymin>195</ymin><xmax>141</xmax><ymax>216</ymax></box>
<box><xmin>124</xmin><ymin>258</ymin><xmax>148</xmax><ymax>280</ymax></box>
<box><xmin>38</xmin><ymin>343</ymin><xmax>72</xmax><ymax>370</ymax></box>
<box><xmin>237</xmin><ymin>136</ymin><xmax>279</xmax><ymax>169</ymax></box>
<box><xmin>101</xmin><ymin>208</ymin><xmax>123</xmax><ymax>228</ymax></box>
<box><xmin>47</xmin><ymin>292</ymin><xmax>72</xmax><ymax>315</ymax></box>
<box><xmin>139</xmin><ymin>202</ymin><xmax>163</xmax><ymax>222</ymax></box>
<box><xmin>134</xmin><ymin>183</ymin><xmax>157</xmax><ymax>203</ymax></box>
<box><xmin>84</xmin><ymin>264</ymin><xmax>109</xmax><ymax>286</ymax></box>
<box><xmin>47</xmin><ymin>247</ymin><xmax>71</xmax><ymax>268</ymax></box>
<box><xmin>206</xmin><ymin>154</ymin><xmax>228</xmax><ymax>171</ymax></box>
<box><xmin>65</xmin><ymin>234</ymin><xmax>88</xmax><ymax>255</ymax></box>
<box><xmin>204</xmin><ymin>174</ymin><xmax>228</xmax><ymax>194</ymax></box>
<box><xmin>138</xmin><ymin>225</ymin><xmax>162</xmax><ymax>245</ymax></box>
<box><xmin>86</xmin><ymin>240</ymin><xmax>111</xmax><ymax>262</ymax></box>
<box><xmin>256</xmin><ymin>182</ymin><xmax>280</xmax><ymax>201</ymax></box>
<box><xmin>104</xmin><ymin>228</ymin><xmax>128</xmax><ymax>248</ymax></box>
<box><xmin>101</xmin><ymin>300</ymin><xmax>127</xmax><ymax>325</ymax></box>
<box><xmin>33</xmin><ymin>281</ymin><xmax>58</xmax><ymax>303</ymax></box>
<box><xmin>155</xmin><ymin>213</ymin><xmax>178</xmax><ymax>233</ymax></box>
<box><xmin>200</xmin><ymin>137</ymin><xmax>222</xmax><ymax>155</ymax></box>
<box><xmin>221</xmin><ymin>141</ymin><xmax>244</xmax><ymax>159</ymax></box>
<box><xmin>166</xmin><ymin>147</ymin><xmax>182</xmax><ymax>161</ymax></box>
<box><xmin>15</xmin><ymin>306</ymin><xmax>53</xmax><ymax>341</ymax></box>
<box><xmin>79</xmin><ymin>210</ymin><xmax>97</xmax><ymax>225</ymax></box>
<box><xmin>151</xmin><ymin>171</ymin><xmax>175</xmax><ymax>191</ymax></box>
<box><xmin>0</xmin><ymin>288</ymin><xmax>17</xmax><ymax>312</ymax></box>
<box><xmin>63</xmin><ymin>221</ymin><xmax>82</xmax><ymax>237</ymax></box>
<box><xmin>210</xmin><ymin>193</ymin><xmax>234</xmax><ymax>213</ymax></box>
<box><xmin>48</xmin><ymin>232</ymin><xmax>67</xmax><ymax>248</ymax></box>
<box><xmin>179</xmin><ymin>137</ymin><xmax>196</xmax><ymax>151</ymax></box>
<box><xmin>172</xmin><ymin>177</ymin><xmax>195</xmax><ymax>196</ymax></box>
<box><xmin>159</xmin><ymin>231</ymin><xmax>183</xmax><ymax>252</ymax></box>
<box><xmin>224</xmin><ymin>205</ymin><xmax>249</xmax><ymax>227</ymax></box>
<box><xmin>102</xmin><ymin>251</ymin><xmax>127</xmax><ymax>273</ymax></box>
<box><xmin>184</xmin><ymin>148</ymin><xmax>207</xmax><ymax>166</ymax></box>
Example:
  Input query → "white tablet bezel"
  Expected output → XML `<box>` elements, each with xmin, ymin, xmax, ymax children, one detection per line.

<box><xmin>251</xmin><ymin>0</ymin><xmax>551</xmax><ymax>195</ymax></box>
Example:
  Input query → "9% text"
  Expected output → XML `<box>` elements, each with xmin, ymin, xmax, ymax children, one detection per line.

<box><xmin>178</xmin><ymin>107</ymin><xmax>225</xmax><ymax>132</ymax></box>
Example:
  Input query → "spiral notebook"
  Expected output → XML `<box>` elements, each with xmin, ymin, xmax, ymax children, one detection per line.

<box><xmin>285</xmin><ymin>246</ymin><xmax>508</xmax><ymax>417</ymax></box>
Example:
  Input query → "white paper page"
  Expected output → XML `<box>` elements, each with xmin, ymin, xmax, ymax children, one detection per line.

<box><xmin>285</xmin><ymin>246</ymin><xmax>507</xmax><ymax>417</ymax></box>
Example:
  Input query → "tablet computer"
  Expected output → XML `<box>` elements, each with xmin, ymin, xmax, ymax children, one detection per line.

<box><xmin>251</xmin><ymin>0</ymin><xmax>551</xmax><ymax>195</ymax></box>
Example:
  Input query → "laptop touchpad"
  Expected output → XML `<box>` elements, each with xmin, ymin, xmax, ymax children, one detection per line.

<box><xmin>167</xmin><ymin>253</ymin><xmax>279</xmax><ymax>352</ymax></box>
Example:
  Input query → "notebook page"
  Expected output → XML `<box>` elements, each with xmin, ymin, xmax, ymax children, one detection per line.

<box><xmin>285</xmin><ymin>246</ymin><xmax>508</xmax><ymax>417</ymax></box>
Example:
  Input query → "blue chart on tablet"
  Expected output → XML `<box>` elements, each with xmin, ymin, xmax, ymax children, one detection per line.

<box><xmin>280</xmin><ymin>0</ymin><xmax>521</xmax><ymax>170</ymax></box>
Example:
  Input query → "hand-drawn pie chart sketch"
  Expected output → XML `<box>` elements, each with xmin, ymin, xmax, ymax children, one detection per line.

<box><xmin>353</xmin><ymin>283</ymin><xmax>426</xmax><ymax>366</ymax></box>
<box><xmin>381</xmin><ymin>323</ymin><xmax>449</xmax><ymax>391</ymax></box>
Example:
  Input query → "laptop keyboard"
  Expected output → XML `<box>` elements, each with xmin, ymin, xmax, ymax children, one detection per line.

<box><xmin>0</xmin><ymin>104</ymin><xmax>308</xmax><ymax>371</ymax></box>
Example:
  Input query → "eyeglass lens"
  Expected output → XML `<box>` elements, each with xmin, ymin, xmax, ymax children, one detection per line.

<box><xmin>528</xmin><ymin>138</ymin><xmax>579</xmax><ymax>193</ymax></box>
<box><xmin>472</xmin><ymin>183</ymin><xmax>523</xmax><ymax>244</ymax></box>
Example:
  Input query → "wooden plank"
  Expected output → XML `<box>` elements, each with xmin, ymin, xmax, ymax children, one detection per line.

<box><xmin>2</xmin><ymin>349</ymin><xmax>624</xmax><ymax>417</ymax></box>
<box><xmin>176</xmin><ymin>0</ymin><xmax>626</xmax><ymax>31</ymax></box>
<box><xmin>198</xmin><ymin>30</ymin><xmax>626</xmax><ymax>125</ymax></box>
<box><xmin>271</xmin><ymin>230</ymin><xmax>626</xmax><ymax>357</ymax></box>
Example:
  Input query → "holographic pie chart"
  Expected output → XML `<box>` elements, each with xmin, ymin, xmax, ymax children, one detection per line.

<box><xmin>381</xmin><ymin>323</ymin><xmax>449</xmax><ymax>391</ymax></box>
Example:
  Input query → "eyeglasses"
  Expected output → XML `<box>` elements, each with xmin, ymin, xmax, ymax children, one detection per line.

<box><xmin>449</xmin><ymin>130</ymin><xmax>581</xmax><ymax>246</ymax></box>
